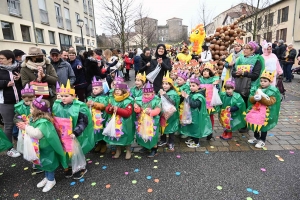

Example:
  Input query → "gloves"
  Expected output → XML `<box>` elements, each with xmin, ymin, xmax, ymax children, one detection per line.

<box><xmin>254</xmin><ymin>94</ymin><xmax>262</xmax><ymax>101</ymax></box>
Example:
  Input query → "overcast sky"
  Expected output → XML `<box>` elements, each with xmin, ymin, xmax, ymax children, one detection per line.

<box><xmin>94</xmin><ymin>0</ymin><xmax>276</xmax><ymax>34</ymax></box>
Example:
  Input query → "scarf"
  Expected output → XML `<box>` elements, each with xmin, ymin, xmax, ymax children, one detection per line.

<box><xmin>114</xmin><ymin>92</ymin><xmax>130</xmax><ymax>102</ymax></box>
<box><xmin>0</xmin><ymin>61</ymin><xmax>18</xmax><ymax>71</ymax></box>
<box><xmin>232</xmin><ymin>50</ymin><xmax>243</xmax><ymax>63</ymax></box>
<box><xmin>25</xmin><ymin>59</ymin><xmax>46</xmax><ymax>71</ymax></box>
<box><xmin>142</xmin><ymin>93</ymin><xmax>155</xmax><ymax>103</ymax></box>
<box><xmin>88</xmin><ymin>56</ymin><xmax>98</xmax><ymax>63</ymax></box>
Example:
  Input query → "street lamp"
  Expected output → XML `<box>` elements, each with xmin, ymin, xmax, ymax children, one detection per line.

<box><xmin>77</xmin><ymin>19</ymin><xmax>84</xmax><ymax>48</ymax></box>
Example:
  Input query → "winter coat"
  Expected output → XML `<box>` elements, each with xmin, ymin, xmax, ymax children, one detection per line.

<box><xmin>69</xmin><ymin>58</ymin><xmax>87</xmax><ymax>89</ymax></box>
<box><xmin>139</xmin><ymin>53</ymin><xmax>152</xmax><ymax>72</ymax></box>
<box><xmin>124</xmin><ymin>56</ymin><xmax>133</xmax><ymax>70</ymax></box>
<box><xmin>133</xmin><ymin>56</ymin><xmax>141</xmax><ymax>71</ymax></box>
<box><xmin>276</xmin><ymin>44</ymin><xmax>287</xmax><ymax>60</ymax></box>
<box><xmin>51</xmin><ymin>59</ymin><xmax>76</xmax><ymax>86</ymax></box>
<box><xmin>85</xmin><ymin>57</ymin><xmax>102</xmax><ymax>84</ymax></box>
<box><xmin>282</xmin><ymin>48</ymin><xmax>297</xmax><ymax>63</ymax></box>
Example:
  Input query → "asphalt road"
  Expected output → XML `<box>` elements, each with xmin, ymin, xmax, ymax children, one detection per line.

<box><xmin>0</xmin><ymin>150</ymin><xmax>299</xmax><ymax>200</ymax></box>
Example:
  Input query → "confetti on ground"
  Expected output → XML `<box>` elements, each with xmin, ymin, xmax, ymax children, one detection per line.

<box><xmin>154</xmin><ymin>160</ymin><xmax>158</xmax><ymax>162</ymax></box>
<box><xmin>217</xmin><ymin>186</ymin><xmax>222</xmax><ymax>190</ymax></box>
<box><xmin>210</xmin><ymin>146</ymin><xmax>215</xmax><ymax>148</ymax></box>
<box><xmin>246</xmin><ymin>197</ymin><xmax>253</xmax><ymax>200</ymax></box>
<box><xmin>253</xmin><ymin>190</ymin><xmax>259</xmax><ymax>195</ymax></box>
<box><xmin>176</xmin><ymin>155</ymin><xmax>181</xmax><ymax>158</ymax></box>
<box><xmin>24</xmin><ymin>167</ymin><xmax>28</xmax><ymax>170</ymax></box>
<box><xmin>236</xmin><ymin>144</ymin><xmax>240</xmax><ymax>146</ymax></box>
<box><xmin>106</xmin><ymin>184</ymin><xmax>111</xmax><ymax>188</ymax></box>
<box><xmin>70</xmin><ymin>182</ymin><xmax>76</xmax><ymax>186</ymax></box>
<box><xmin>11</xmin><ymin>164</ymin><xmax>16</xmax><ymax>167</ymax></box>
<box><xmin>268</xmin><ymin>133</ymin><xmax>274</xmax><ymax>137</ymax></box>
<box><xmin>79</xmin><ymin>178</ymin><xmax>85</xmax><ymax>182</ymax></box>
<box><xmin>263</xmin><ymin>147</ymin><xmax>267</xmax><ymax>150</ymax></box>
<box><xmin>175</xmin><ymin>172</ymin><xmax>181</xmax><ymax>176</ymax></box>
<box><xmin>86</xmin><ymin>158</ymin><xmax>90</xmax><ymax>161</ymax></box>
<box><xmin>132</xmin><ymin>180</ymin><xmax>137</xmax><ymax>184</ymax></box>
<box><xmin>290</xmin><ymin>151</ymin><xmax>294</xmax><ymax>154</ymax></box>
<box><xmin>205</xmin><ymin>151</ymin><xmax>209</xmax><ymax>154</ymax></box>
<box><xmin>260</xmin><ymin>168</ymin><xmax>266</xmax><ymax>172</ymax></box>
<box><xmin>125</xmin><ymin>172</ymin><xmax>129</xmax><ymax>175</ymax></box>
<box><xmin>154</xmin><ymin>179</ymin><xmax>159</xmax><ymax>183</ymax></box>
<box><xmin>147</xmin><ymin>188</ymin><xmax>153</xmax><ymax>193</ymax></box>
<box><xmin>134</xmin><ymin>169</ymin><xmax>139</xmax><ymax>172</ymax></box>
<box><xmin>91</xmin><ymin>182</ymin><xmax>96</xmax><ymax>186</ymax></box>
<box><xmin>0</xmin><ymin>173</ymin><xmax>3</xmax><ymax>176</ymax></box>
<box><xmin>134</xmin><ymin>155</ymin><xmax>138</xmax><ymax>158</ymax></box>
<box><xmin>31</xmin><ymin>172</ymin><xmax>36</xmax><ymax>176</ymax></box>
<box><xmin>95</xmin><ymin>162</ymin><xmax>99</xmax><ymax>165</ymax></box>
<box><xmin>88</xmin><ymin>161</ymin><xmax>92</xmax><ymax>164</ymax></box>
<box><xmin>275</xmin><ymin>155</ymin><xmax>280</xmax><ymax>158</ymax></box>
<box><xmin>242</xmin><ymin>135</ymin><xmax>246</xmax><ymax>138</ymax></box>
<box><xmin>275</xmin><ymin>155</ymin><xmax>284</xmax><ymax>161</ymax></box>
<box><xmin>13</xmin><ymin>193</ymin><xmax>19</xmax><ymax>197</ymax></box>
<box><xmin>102</xmin><ymin>166</ymin><xmax>107</xmax><ymax>170</ymax></box>
<box><xmin>246</xmin><ymin>188</ymin><xmax>253</xmax><ymax>192</ymax></box>
<box><xmin>153</xmin><ymin>166</ymin><xmax>158</xmax><ymax>169</ymax></box>
<box><xmin>100</xmin><ymin>155</ymin><xmax>104</xmax><ymax>158</ymax></box>
<box><xmin>147</xmin><ymin>176</ymin><xmax>152</xmax><ymax>180</ymax></box>
<box><xmin>73</xmin><ymin>194</ymin><xmax>79</xmax><ymax>199</ymax></box>
<box><xmin>138</xmin><ymin>156</ymin><xmax>142</xmax><ymax>159</ymax></box>
<box><xmin>216</xmin><ymin>136</ymin><xmax>220</xmax><ymax>138</ymax></box>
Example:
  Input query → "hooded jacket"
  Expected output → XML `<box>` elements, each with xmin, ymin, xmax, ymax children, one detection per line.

<box><xmin>69</xmin><ymin>58</ymin><xmax>87</xmax><ymax>89</ymax></box>
<box><xmin>51</xmin><ymin>58</ymin><xmax>76</xmax><ymax>86</ymax></box>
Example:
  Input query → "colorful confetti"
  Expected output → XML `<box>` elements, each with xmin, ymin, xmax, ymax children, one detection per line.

<box><xmin>13</xmin><ymin>193</ymin><xmax>19</xmax><ymax>198</ymax></box>
<box><xmin>290</xmin><ymin>151</ymin><xmax>294</xmax><ymax>154</ymax></box>
<box><xmin>147</xmin><ymin>176</ymin><xmax>152</xmax><ymax>180</ymax></box>
<box><xmin>246</xmin><ymin>197</ymin><xmax>253</xmax><ymax>200</ymax></box>
<box><xmin>217</xmin><ymin>186</ymin><xmax>223</xmax><ymax>190</ymax></box>
<box><xmin>153</xmin><ymin>160</ymin><xmax>158</xmax><ymax>163</ymax></box>
<box><xmin>70</xmin><ymin>182</ymin><xmax>76</xmax><ymax>186</ymax></box>
<box><xmin>253</xmin><ymin>190</ymin><xmax>259</xmax><ymax>195</ymax></box>
<box><xmin>106</xmin><ymin>184</ymin><xmax>111</xmax><ymax>188</ymax></box>
<box><xmin>153</xmin><ymin>166</ymin><xmax>158</xmax><ymax>169</ymax></box>
<box><xmin>73</xmin><ymin>194</ymin><xmax>79</xmax><ymax>199</ymax></box>
<box><xmin>134</xmin><ymin>169</ymin><xmax>139</xmax><ymax>172</ymax></box>
<box><xmin>132</xmin><ymin>180</ymin><xmax>137</xmax><ymax>184</ymax></box>
<box><xmin>147</xmin><ymin>188</ymin><xmax>153</xmax><ymax>193</ymax></box>
<box><xmin>176</xmin><ymin>155</ymin><xmax>181</xmax><ymax>158</ymax></box>
<box><xmin>175</xmin><ymin>172</ymin><xmax>181</xmax><ymax>176</ymax></box>
<box><xmin>260</xmin><ymin>168</ymin><xmax>266</xmax><ymax>172</ymax></box>
<box><xmin>154</xmin><ymin>179</ymin><xmax>159</xmax><ymax>183</ymax></box>
<box><xmin>246</xmin><ymin>188</ymin><xmax>253</xmax><ymax>192</ymax></box>
<box><xmin>102</xmin><ymin>166</ymin><xmax>107</xmax><ymax>170</ymax></box>
<box><xmin>0</xmin><ymin>173</ymin><xmax>3</xmax><ymax>176</ymax></box>
<box><xmin>95</xmin><ymin>162</ymin><xmax>99</xmax><ymax>165</ymax></box>
<box><xmin>11</xmin><ymin>164</ymin><xmax>16</xmax><ymax>167</ymax></box>
<box><xmin>88</xmin><ymin>161</ymin><xmax>93</xmax><ymax>164</ymax></box>
<box><xmin>24</xmin><ymin>167</ymin><xmax>28</xmax><ymax>170</ymax></box>
<box><xmin>205</xmin><ymin>151</ymin><xmax>209</xmax><ymax>154</ymax></box>
<box><xmin>124</xmin><ymin>172</ymin><xmax>129</xmax><ymax>175</ymax></box>
<box><xmin>100</xmin><ymin>155</ymin><xmax>104</xmax><ymax>158</ymax></box>
<box><xmin>91</xmin><ymin>182</ymin><xmax>96</xmax><ymax>186</ymax></box>
<box><xmin>79</xmin><ymin>178</ymin><xmax>85</xmax><ymax>182</ymax></box>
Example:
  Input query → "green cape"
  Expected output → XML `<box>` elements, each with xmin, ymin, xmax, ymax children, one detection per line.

<box><xmin>199</xmin><ymin>76</ymin><xmax>219</xmax><ymax>84</ymax></box>
<box><xmin>180</xmin><ymin>92</ymin><xmax>212</xmax><ymax>138</ymax></box>
<box><xmin>103</xmin><ymin>96</ymin><xmax>135</xmax><ymax>146</ymax></box>
<box><xmin>0</xmin><ymin>129</ymin><xmax>13</xmax><ymax>152</ymax></box>
<box><xmin>219</xmin><ymin>92</ymin><xmax>246</xmax><ymax>131</ymax></box>
<box><xmin>14</xmin><ymin>100</ymin><xmax>30</xmax><ymax>117</ymax></box>
<box><xmin>135</xmin><ymin>95</ymin><xmax>161</xmax><ymax>149</ymax></box>
<box><xmin>162</xmin><ymin>90</ymin><xmax>180</xmax><ymax>134</ymax></box>
<box><xmin>53</xmin><ymin>100</ymin><xmax>95</xmax><ymax>154</ymax></box>
<box><xmin>176</xmin><ymin>83</ymin><xmax>190</xmax><ymax>93</ymax></box>
<box><xmin>31</xmin><ymin>118</ymin><xmax>68</xmax><ymax>171</ymax></box>
<box><xmin>130</xmin><ymin>86</ymin><xmax>143</xmax><ymax>99</ymax></box>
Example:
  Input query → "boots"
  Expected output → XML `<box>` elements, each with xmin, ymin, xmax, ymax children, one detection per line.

<box><xmin>125</xmin><ymin>146</ymin><xmax>132</xmax><ymax>160</ymax></box>
<box><xmin>100</xmin><ymin>143</ymin><xmax>107</xmax><ymax>154</ymax></box>
<box><xmin>112</xmin><ymin>146</ymin><xmax>121</xmax><ymax>158</ymax></box>
<box><xmin>220</xmin><ymin>131</ymin><xmax>227</xmax><ymax>140</ymax></box>
<box><xmin>94</xmin><ymin>143</ymin><xmax>101</xmax><ymax>152</ymax></box>
<box><xmin>222</xmin><ymin>131</ymin><xmax>232</xmax><ymax>140</ymax></box>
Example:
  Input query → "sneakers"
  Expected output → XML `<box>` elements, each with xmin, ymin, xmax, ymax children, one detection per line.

<box><xmin>248</xmin><ymin>138</ymin><xmax>258</xmax><ymax>144</ymax></box>
<box><xmin>187</xmin><ymin>142</ymin><xmax>200</xmax><ymax>148</ymax></box>
<box><xmin>139</xmin><ymin>147</ymin><xmax>149</xmax><ymax>153</ymax></box>
<box><xmin>64</xmin><ymin>167</ymin><xmax>73</xmax><ymax>178</ymax></box>
<box><xmin>255</xmin><ymin>140</ymin><xmax>265</xmax><ymax>149</ymax></box>
<box><xmin>42</xmin><ymin>180</ymin><xmax>56</xmax><ymax>192</ymax></box>
<box><xmin>73</xmin><ymin>169</ymin><xmax>87</xmax><ymax>180</ymax></box>
<box><xmin>181</xmin><ymin>135</ymin><xmax>188</xmax><ymax>139</ymax></box>
<box><xmin>206</xmin><ymin>133</ymin><xmax>213</xmax><ymax>140</ymax></box>
<box><xmin>239</xmin><ymin>128</ymin><xmax>249</xmax><ymax>133</ymax></box>
<box><xmin>157</xmin><ymin>141</ymin><xmax>167</xmax><ymax>147</ymax></box>
<box><xmin>147</xmin><ymin>149</ymin><xmax>158</xmax><ymax>158</ymax></box>
<box><xmin>7</xmin><ymin>148</ymin><xmax>21</xmax><ymax>158</ymax></box>
<box><xmin>37</xmin><ymin>178</ymin><xmax>48</xmax><ymax>188</ymax></box>
<box><xmin>33</xmin><ymin>168</ymin><xmax>44</xmax><ymax>174</ymax></box>
<box><xmin>168</xmin><ymin>144</ymin><xmax>175</xmax><ymax>151</ymax></box>
<box><xmin>185</xmin><ymin>139</ymin><xmax>193</xmax><ymax>145</ymax></box>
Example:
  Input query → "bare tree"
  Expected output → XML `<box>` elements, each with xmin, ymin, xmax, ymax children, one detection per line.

<box><xmin>97</xmin><ymin>0</ymin><xmax>137</xmax><ymax>52</ymax></box>
<box><xmin>198</xmin><ymin>0</ymin><xmax>213</xmax><ymax>32</ymax></box>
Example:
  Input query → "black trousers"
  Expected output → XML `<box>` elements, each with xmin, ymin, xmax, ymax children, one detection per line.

<box><xmin>254</xmin><ymin>131</ymin><xmax>267</xmax><ymax>142</ymax></box>
<box><xmin>191</xmin><ymin>137</ymin><xmax>199</xmax><ymax>144</ymax></box>
<box><xmin>125</xmin><ymin>69</ymin><xmax>130</xmax><ymax>80</ymax></box>
<box><xmin>161</xmin><ymin>133</ymin><xmax>175</xmax><ymax>144</ymax></box>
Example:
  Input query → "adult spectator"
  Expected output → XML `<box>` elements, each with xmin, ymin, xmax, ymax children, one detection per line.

<box><xmin>282</xmin><ymin>43</ymin><xmax>297</xmax><ymax>83</ymax></box>
<box><xmin>272</xmin><ymin>41</ymin><xmax>278</xmax><ymax>54</ymax></box>
<box><xmin>133</xmin><ymin>48</ymin><xmax>142</xmax><ymax>77</ymax></box>
<box><xmin>139</xmin><ymin>47</ymin><xmax>152</xmax><ymax>74</ymax></box>
<box><xmin>50</xmin><ymin>48</ymin><xmax>75</xmax><ymax>86</ymax></box>
<box><xmin>199</xmin><ymin>45</ymin><xmax>212</xmax><ymax>64</ymax></box>
<box><xmin>68</xmin><ymin>51</ymin><xmax>87</xmax><ymax>101</ymax></box>
<box><xmin>0</xmin><ymin>50</ymin><xmax>22</xmax><ymax>157</ymax></box>
<box><xmin>129</xmin><ymin>49</ymin><xmax>134</xmax><ymax>59</ymax></box>
<box><xmin>61</xmin><ymin>50</ymin><xmax>69</xmax><ymax>61</ymax></box>
<box><xmin>13</xmin><ymin>49</ymin><xmax>25</xmax><ymax>63</ymax></box>
<box><xmin>78</xmin><ymin>50</ymin><xmax>86</xmax><ymax>67</ymax></box>
<box><xmin>276</xmin><ymin>40</ymin><xmax>287</xmax><ymax>67</ymax></box>
<box><xmin>103</xmin><ymin>49</ymin><xmax>119</xmax><ymax>75</ymax></box>
<box><xmin>124</xmin><ymin>52</ymin><xmax>133</xmax><ymax>81</ymax></box>
<box><xmin>255</xmin><ymin>42</ymin><xmax>263</xmax><ymax>55</ymax></box>
<box><xmin>232</xmin><ymin>41</ymin><xmax>265</xmax><ymax>133</ymax></box>
<box><xmin>147</xmin><ymin>44</ymin><xmax>172</xmax><ymax>93</ymax></box>
<box><xmin>94</xmin><ymin>48</ymin><xmax>102</xmax><ymax>61</ymax></box>
<box><xmin>84</xmin><ymin>50</ymin><xmax>104</xmax><ymax>84</ymax></box>
<box><xmin>20</xmin><ymin>47</ymin><xmax>58</xmax><ymax>106</ymax></box>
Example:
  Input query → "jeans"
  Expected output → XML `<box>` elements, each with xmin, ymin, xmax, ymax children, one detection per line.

<box><xmin>254</xmin><ymin>131</ymin><xmax>267</xmax><ymax>142</ymax></box>
<box><xmin>160</xmin><ymin>133</ymin><xmax>175</xmax><ymax>144</ymax></box>
<box><xmin>283</xmin><ymin>63</ymin><xmax>293</xmax><ymax>81</ymax></box>
<box><xmin>12</xmin><ymin>125</ymin><xmax>19</xmax><ymax>139</ymax></box>
<box><xmin>0</xmin><ymin>104</ymin><xmax>15</xmax><ymax>142</ymax></box>
<box><xmin>45</xmin><ymin>171</ymin><xmax>55</xmax><ymax>181</ymax></box>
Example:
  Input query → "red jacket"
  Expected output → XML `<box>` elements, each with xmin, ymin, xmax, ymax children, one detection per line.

<box><xmin>124</xmin><ymin>56</ymin><xmax>133</xmax><ymax>70</ymax></box>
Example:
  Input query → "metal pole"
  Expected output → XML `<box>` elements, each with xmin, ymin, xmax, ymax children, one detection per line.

<box><xmin>29</xmin><ymin>0</ymin><xmax>38</xmax><ymax>46</ymax></box>
<box><xmin>80</xmin><ymin>27</ymin><xmax>84</xmax><ymax>48</ymax></box>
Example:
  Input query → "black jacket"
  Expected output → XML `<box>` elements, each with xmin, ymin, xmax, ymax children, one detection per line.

<box><xmin>139</xmin><ymin>53</ymin><xmax>152</xmax><ymax>72</ymax></box>
<box><xmin>276</xmin><ymin>44</ymin><xmax>287</xmax><ymax>60</ymax></box>
<box><xmin>282</xmin><ymin>48</ymin><xmax>297</xmax><ymax>63</ymax></box>
<box><xmin>0</xmin><ymin>68</ymin><xmax>22</xmax><ymax>104</ymax></box>
<box><xmin>85</xmin><ymin>58</ymin><xmax>104</xmax><ymax>84</ymax></box>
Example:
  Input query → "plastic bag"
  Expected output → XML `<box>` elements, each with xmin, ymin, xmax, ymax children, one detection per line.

<box><xmin>210</xmin><ymin>85</ymin><xmax>223</xmax><ymax>106</ymax></box>
<box><xmin>102</xmin><ymin>114</ymin><xmax>116</xmax><ymax>138</ymax></box>
<box><xmin>17</xmin><ymin>129</ymin><xmax>24</xmax><ymax>154</ymax></box>
<box><xmin>180</xmin><ymin>98</ymin><xmax>192</xmax><ymax>125</ymax></box>
<box><xmin>71</xmin><ymin>138</ymin><xmax>86</xmax><ymax>174</ymax></box>
<box><xmin>146</xmin><ymin>65</ymin><xmax>161</xmax><ymax>83</ymax></box>
<box><xmin>23</xmin><ymin>134</ymin><xmax>38</xmax><ymax>162</ymax></box>
<box><xmin>161</xmin><ymin>95</ymin><xmax>177</xmax><ymax>120</ymax></box>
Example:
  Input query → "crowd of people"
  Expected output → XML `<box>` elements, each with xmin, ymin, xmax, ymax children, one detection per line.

<box><xmin>0</xmin><ymin>39</ymin><xmax>298</xmax><ymax>192</ymax></box>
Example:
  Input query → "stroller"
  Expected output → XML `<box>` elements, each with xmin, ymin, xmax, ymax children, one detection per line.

<box><xmin>276</xmin><ymin>75</ymin><xmax>286</xmax><ymax>101</ymax></box>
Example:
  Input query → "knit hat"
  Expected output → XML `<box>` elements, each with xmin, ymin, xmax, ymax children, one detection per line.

<box><xmin>189</xmin><ymin>74</ymin><xmax>200</xmax><ymax>85</ymax></box>
<box><xmin>92</xmin><ymin>76</ymin><xmax>103</xmax><ymax>87</ymax></box>
<box><xmin>21</xmin><ymin>84</ymin><xmax>35</xmax><ymax>96</ymax></box>
<box><xmin>60</xmin><ymin>79</ymin><xmax>75</xmax><ymax>95</ymax></box>
<box><xmin>143</xmin><ymin>81</ymin><xmax>154</xmax><ymax>93</ymax></box>
<box><xmin>247</xmin><ymin>41</ymin><xmax>259</xmax><ymax>51</ymax></box>
<box><xmin>177</xmin><ymin>69</ymin><xmax>189</xmax><ymax>81</ymax></box>
<box><xmin>136</xmin><ymin>71</ymin><xmax>146</xmax><ymax>83</ymax></box>
<box><xmin>32</xmin><ymin>95</ymin><xmax>50</xmax><ymax>112</ymax></box>
<box><xmin>115</xmin><ymin>81</ymin><xmax>128</xmax><ymax>90</ymax></box>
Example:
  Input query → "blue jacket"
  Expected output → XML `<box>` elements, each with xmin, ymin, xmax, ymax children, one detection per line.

<box><xmin>69</xmin><ymin>58</ymin><xmax>87</xmax><ymax>89</ymax></box>
<box><xmin>51</xmin><ymin>59</ymin><xmax>76</xmax><ymax>86</ymax></box>
<box><xmin>134</xmin><ymin>56</ymin><xmax>141</xmax><ymax>71</ymax></box>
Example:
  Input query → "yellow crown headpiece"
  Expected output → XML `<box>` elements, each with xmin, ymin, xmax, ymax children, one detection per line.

<box><xmin>59</xmin><ymin>79</ymin><xmax>75</xmax><ymax>95</ymax></box>
<box><xmin>163</xmin><ymin>71</ymin><xmax>174</xmax><ymax>85</ymax></box>
<box><xmin>261</xmin><ymin>70</ymin><xmax>275</xmax><ymax>82</ymax></box>
<box><xmin>136</xmin><ymin>71</ymin><xmax>146</xmax><ymax>83</ymax></box>
<box><xmin>202</xmin><ymin>61</ymin><xmax>216</xmax><ymax>73</ymax></box>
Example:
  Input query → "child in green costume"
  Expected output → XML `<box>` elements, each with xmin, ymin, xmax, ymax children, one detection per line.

<box><xmin>218</xmin><ymin>79</ymin><xmax>246</xmax><ymax>140</ymax></box>
<box><xmin>104</xmin><ymin>81</ymin><xmax>135</xmax><ymax>159</ymax></box>
<box><xmin>158</xmin><ymin>71</ymin><xmax>180</xmax><ymax>151</ymax></box>
<box><xmin>86</xmin><ymin>77</ymin><xmax>108</xmax><ymax>153</ymax></box>
<box><xmin>17</xmin><ymin>97</ymin><xmax>67</xmax><ymax>192</ymax></box>
<box><xmin>0</xmin><ymin>128</ymin><xmax>12</xmax><ymax>153</ymax></box>
<box><xmin>246</xmin><ymin>70</ymin><xmax>281</xmax><ymax>149</ymax></box>
<box><xmin>181</xmin><ymin>75</ymin><xmax>212</xmax><ymax>148</ymax></box>
<box><xmin>52</xmin><ymin>80</ymin><xmax>94</xmax><ymax>180</ymax></box>
<box><xmin>130</xmin><ymin>72</ymin><xmax>146</xmax><ymax>99</ymax></box>
<box><xmin>134</xmin><ymin>81</ymin><xmax>161</xmax><ymax>157</ymax></box>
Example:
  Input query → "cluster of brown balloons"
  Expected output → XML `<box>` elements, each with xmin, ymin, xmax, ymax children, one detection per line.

<box><xmin>205</xmin><ymin>15</ymin><xmax>247</xmax><ymax>70</ymax></box>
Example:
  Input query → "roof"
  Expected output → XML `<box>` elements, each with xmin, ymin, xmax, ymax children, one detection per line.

<box><xmin>222</xmin><ymin>12</ymin><xmax>243</xmax><ymax>25</ymax></box>
<box><xmin>213</xmin><ymin>3</ymin><xmax>249</xmax><ymax>20</ymax></box>
<box><xmin>167</xmin><ymin>17</ymin><xmax>182</xmax><ymax>21</ymax></box>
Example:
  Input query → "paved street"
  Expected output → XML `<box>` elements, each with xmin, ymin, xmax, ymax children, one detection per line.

<box><xmin>0</xmin><ymin>70</ymin><xmax>299</xmax><ymax>199</ymax></box>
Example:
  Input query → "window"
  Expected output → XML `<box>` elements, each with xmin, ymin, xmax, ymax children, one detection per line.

<box><xmin>64</xmin><ymin>7</ymin><xmax>71</xmax><ymax>30</ymax></box>
<box><xmin>257</xmin><ymin>18</ymin><xmax>261</xmax><ymax>29</ymax></box>
<box><xmin>49</xmin><ymin>31</ymin><xmax>55</xmax><ymax>44</ymax></box>
<box><xmin>89</xmin><ymin>19</ymin><xmax>93</xmax><ymax>29</ymax></box>
<box><xmin>276</xmin><ymin>28</ymin><xmax>287</xmax><ymax>42</ymax></box>
<box><xmin>246</xmin><ymin>21</ymin><xmax>252</xmax><ymax>32</ymax></box>
<box><xmin>277</xmin><ymin>9</ymin><xmax>281</xmax><ymax>24</ymax></box>
<box><xmin>246</xmin><ymin>36</ymin><xmax>252</xmax><ymax>43</ymax></box>
<box><xmin>75</xmin><ymin>13</ymin><xmax>80</xmax><ymax>25</ymax></box>
<box><xmin>264</xmin><ymin>15</ymin><xmax>268</xmax><ymax>27</ymax></box>
<box><xmin>281</xmin><ymin>6</ymin><xmax>289</xmax><ymax>22</ymax></box>
<box><xmin>268</xmin><ymin>13</ymin><xmax>274</xmax><ymax>26</ymax></box>
<box><xmin>38</xmin><ymin>0</ymin><xmax>48</xmax><ymax>24</ymax></box>
<box><xmin>38</xmin><ymin>0</ymin><xmax>46</xmax><ymax>10</ymax></box>
<box><xmin>55</xmin><ymin>4</ymin><xmax>63</xmax><ymax>28</ymax></box>
<box><xmin>1</xmin><ymin>21</ymin><xmax>14</xmax><ymax>40</ymax></box>
<box><xmin>7</xmin><ymin>0</ymin><xmax>21</xmax><ymax>16</ymax></box>
<box><xmin>20</xmin><ymin>25</ymin><xmax>31</xmax><ymax>42</ymax></box>
<box><xmin>256</xmin><ymin>35</ymin><xmax>261</xmax><ymax>43</ymax></box>
<box><xmin>36</xmin><ymin>28</ymin><xmax>44</xmax><ymax>43</ymax></box>
<box><xmin>264</xmin><ymin>32</ymin><xmax>272</xmax><ymax>42</ymax></box>
<box><xmin>59</xmin><ymin>33</ymin><xmax>71</xmax><ymax>45</ymax></box>
<box><xmin>179</xmin><ymin>21</ymin><xmax>181</xmax><ymax>26</ymax></box>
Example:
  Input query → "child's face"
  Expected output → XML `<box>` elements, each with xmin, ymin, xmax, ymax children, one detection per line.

<box><xmin>111</xmin><ymin>81</ymin><xmax>116</xmax><ymax>89</ymax></box>
<box><xmin>56</xmin><ymin>94</ymin><xmax>62</xmax><ymax>100</ymax></box>
<box><xmin>176</xmin><ymin>77</ymin><xmax>185</xmax><ymax>86</ymax></box>
<box><xmin>61</xmin><ymin>94</ymin><xmax>74</xmax><ymax>105</ymax></box>
<box><xmin>225</xmin><ymin>87</ymin><xmax>234</xmax><ymax>96</ymax></box>
<box><xmin>135</xmin><ymin>79</ymin><xmax>143</xmax><ymax>88</ymax></box>
<box><xmin>260</xmin><ymin>78</ymin><xmax>271</xmax><ymax>88</ymax></box>
<box><xmin>203</xmin><ymin>69</ymin><xmax>210</xmax><ymax>78</ymax></box>
<box><xmin>190</xmin><ymin>82</ymin><xmax>200</xmax><ymax>92</ymax></box>
<box><xmin>170</xmin><ymin>73</ymin><xmax>177</xmax><ymax>80</ymax></box>
<box><xmin>114</xmin><ymin>89</ymin><xmax>122</xmax><ymax>96</ymax></box>
<box><xmin>93</xmin><ymin>86</ymin><xmax>103</xmax><ymax>95</ymax></box>
<box><xmin>162</xmin><ymin>82</ymin><xmax>171</xmax><ymax>91</ymax></box>
<box><xmin>143</xmin><ymin>92</ymin><xmax>154</xmax><ymax>98</ymax></box>
<box><xmin>22</xmin><ymin>96</ymin><xmax>35</xmax><ymax>106</ymax></box>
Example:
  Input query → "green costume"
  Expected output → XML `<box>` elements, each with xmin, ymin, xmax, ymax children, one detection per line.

<box><xmin>135</xmin><ymin>95</ymin><xmax>161</xmax><ymax>149</ymax></box>
<box><xmin>180</xmin><ymin>92</ymin><xmax>212</xmax><ymax>138</ymax></box>
<box><xmin>199</xmin><ymin>76</ymin><xmax>220</xmax><ymax>114</ymax></box>
<box><xmin>162</xmin><ymin>89</ymin><xmax>180</xmax><ymax>134</ymax></box>
<box><xmin>52</xmin><ymin>100</ymin><xmax>94</xmax><ymax>154</ymax></box>
<box><xmin>246</xmin><ymin>85</ymin><xmax>281</xmax><ymax>132</ymax></box>
<box><xmin>103</xmin><ymin>96</ymin><xmax>135</xmax><ymax>146</ymax></box>
<box><xmin>87</xmin><ymin>94</ymin><xmax>108</xmax><ymax>142</ymax></box>
<box><xmin>14</xmin><ymin>100</ymin><xmax>31</xmax><ymax>121</ymax></box>
<box><xmin>30</xmin><ymin>118</ymin><xmax>68</xmax><ymax>171</ymax></box>
<box><xmin>176</xmin><ymin>83</ymin><xmax>190</xmax><ymax>93</ymax></box>
<box><xmin>234</xmin><ymin>54</ymin><xmax>265</xmax><ymax>87</ymax></box>
<box><xmin>0</xmin><ymin>129</ymin><xmax>13</xmax><ymax>152</ymax></box>
<box><xmin>219</xmin><ymin>92</ymin><xmax>246</xmax><ymax>131</ymax></box>
<box><xmin>130</xmin><ymin>86</ymin><xmax>143</xmax><ymax>99</ymax></box>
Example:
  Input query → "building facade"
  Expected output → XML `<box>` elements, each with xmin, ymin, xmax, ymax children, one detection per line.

<box><xmin>158</xmin><ymin>18</ymin><xmax>188</xmax><ymax>43</ymax></box>
<box><xmin>0</xmin><ymin>0</ymin><xmax>97</xmax><ymax>54</ymax></box>
<box><xmin>134</xmin><ymin>17</ymin><xmax>158</xmax><ymax>46</ymax></box>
